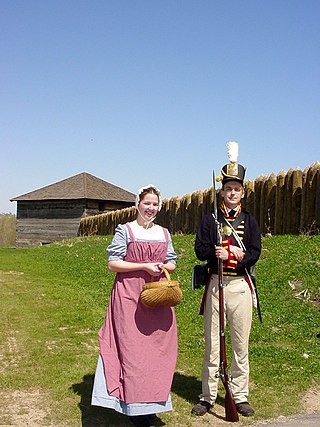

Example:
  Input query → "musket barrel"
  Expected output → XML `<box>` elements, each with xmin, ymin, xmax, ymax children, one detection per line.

<box><xmin>214</xmin><ymin>169</ymin><xmax>239</xmax><ymax>423</ymax></box>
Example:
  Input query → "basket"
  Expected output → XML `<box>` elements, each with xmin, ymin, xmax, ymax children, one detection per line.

<box><xmin>140</xmin><ymin>267</ymin><xmax>183</xmax><ymax>308</ymax></box>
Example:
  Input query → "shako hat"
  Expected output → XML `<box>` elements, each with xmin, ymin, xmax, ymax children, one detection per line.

<box><xmin>216</xmin><ymin>141</ymin><xmax>246</xmax><ymax>185</ymax></box>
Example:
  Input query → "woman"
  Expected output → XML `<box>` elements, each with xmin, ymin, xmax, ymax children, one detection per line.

<box><xmin>91</xmin><ymin>184</ymin><xmax>178</xmax><ymax>427</ymax></box>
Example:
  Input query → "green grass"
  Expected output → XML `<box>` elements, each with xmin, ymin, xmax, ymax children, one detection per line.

<box><xmin>0</xmin><ymin>234</ymin><xmax>319</xmax><ymax>426</ymax></box>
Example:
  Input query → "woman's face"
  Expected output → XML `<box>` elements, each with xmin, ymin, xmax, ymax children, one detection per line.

<box><xmin>138</xmin><ymin>193</ymin><xmax>160</xmax><ymax>221</ymax></box>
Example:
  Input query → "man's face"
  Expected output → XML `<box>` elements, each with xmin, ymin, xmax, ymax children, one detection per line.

<box><xmin>221</xmin><ymin>180</ymin><xmax>244</xmax><ymax>209</ymax></box>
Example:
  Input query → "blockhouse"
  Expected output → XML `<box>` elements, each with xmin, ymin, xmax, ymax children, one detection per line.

<box><xmin>11</xmin><ymin>172</ymin><xmax>135</xmax><ymax>247</ymax></box>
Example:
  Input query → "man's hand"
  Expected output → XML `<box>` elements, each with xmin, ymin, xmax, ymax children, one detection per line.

<box><xmin>215</xmin><ymin>245</ymin><xmax>229</xmax><ymax>260</ymax></box>
<box><xmin>229</xmin><ymin>245</ymin><xmax>245</xmax><ymax>261</ymax></box>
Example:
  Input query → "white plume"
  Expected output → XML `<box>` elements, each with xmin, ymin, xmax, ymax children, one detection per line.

<box><xmin>226</xmin><ymin>141</ymin><xmax>239</xmax><ymax>163</ymax></box>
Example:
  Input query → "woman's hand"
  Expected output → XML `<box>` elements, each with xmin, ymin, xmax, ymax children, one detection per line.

<box><xmin>143</xmin><ymin>262</ymin><xmax>164</xmax><ymax>276</ymax></box>
<box><xmin>108</xmin><ymin>260</ymin><xmax>175</xmax><ymax>275</ymax></box>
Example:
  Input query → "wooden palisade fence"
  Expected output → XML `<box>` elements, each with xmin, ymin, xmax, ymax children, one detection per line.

<box><xmin>79</xmin><ymin>163</ymin><xmax>320</xmax><ymax>236</ymax></box>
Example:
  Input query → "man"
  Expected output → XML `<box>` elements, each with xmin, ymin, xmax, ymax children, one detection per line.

<box><xmin>192</xmin><ymin>142</ymin><xmax>261</xmax><ymax>418</ymax></box>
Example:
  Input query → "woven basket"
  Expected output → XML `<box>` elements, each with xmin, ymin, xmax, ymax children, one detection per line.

<box><xmin>140</xmin><ymin>267</ymin><xmax>183</xmax><ymax>308</ymax></box>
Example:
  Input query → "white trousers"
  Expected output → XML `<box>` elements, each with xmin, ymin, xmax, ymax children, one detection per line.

<box><xmin>200</xmin><ymin>275</ymin><xmax>252</xmax><ymax>405</ymax></box>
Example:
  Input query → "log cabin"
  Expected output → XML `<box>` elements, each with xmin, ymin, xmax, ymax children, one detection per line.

<box><xmin>10</xmin><ymin>172</ymin><xmax>135</xmax><ymax>247</ymax></box>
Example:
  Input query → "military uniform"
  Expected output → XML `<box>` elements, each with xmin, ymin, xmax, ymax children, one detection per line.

<box><xmin>192</xmin><ymin>141</ymin><xmax>261</xmax><ymax>418</ymax></box>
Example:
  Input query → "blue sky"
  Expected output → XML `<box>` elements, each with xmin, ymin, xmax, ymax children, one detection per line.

<box><xmin>1</xmin><ymin>0</ymin><xmax>320</xmax><ymax>213</ymax></box>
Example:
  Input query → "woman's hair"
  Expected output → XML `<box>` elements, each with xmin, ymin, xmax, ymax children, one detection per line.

<box><xmin>139</xmin><ymin>186</ymin><xmax>159</xmax><ymax>200</ymax></box>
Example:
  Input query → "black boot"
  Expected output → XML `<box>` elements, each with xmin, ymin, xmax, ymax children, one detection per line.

<box><xmin>191</xmin><ymin>400</ymin><xmax>212</xmax><ymax>416</ymax></box>
<box><xmin>236</xmin><ymin>401</ymin><xmax>255</xmax><ymax>416</ymax></box>
<box><xmin>129</xmin><ymin>415</ymin><xmax>153</xmax><ymax>427</ymax></box>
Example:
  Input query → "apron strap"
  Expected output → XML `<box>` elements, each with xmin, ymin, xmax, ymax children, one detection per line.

<box><xmin>125</xmin><ymin>223</ymin><xmax>135</xmax><ymax>241</ymax></box>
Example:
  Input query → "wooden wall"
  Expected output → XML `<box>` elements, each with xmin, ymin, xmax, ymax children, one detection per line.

<box><xmin>79</xmin><ymin>163</ymin><xmax>320</xmax><ymax>236</ymax></box>
<box><xmin>15</xmin><ymin>199</ymin><xmax>134</xmax><ymax>247</ymax></box>
<box><xmin>16</xmin><ymin>218</ymin><xmax>81</xmax><ymax>247</ymax></box>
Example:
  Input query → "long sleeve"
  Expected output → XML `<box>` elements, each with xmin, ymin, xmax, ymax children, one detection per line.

<box><xmin>195</xmin><ymin>213</ymin><xmax>219</xmax><ymax>272</ymax></box>
<box><xmin>237</xmin><ymin>214</ymin><xmax>261</xmax><ymax>270</ymax></box>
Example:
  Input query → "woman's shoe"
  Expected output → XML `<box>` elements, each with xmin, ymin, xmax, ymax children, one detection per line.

<box><xmin>129</xmin><ymin>415</ymin><xmax>153</xmax><ymax>427</ymax></box>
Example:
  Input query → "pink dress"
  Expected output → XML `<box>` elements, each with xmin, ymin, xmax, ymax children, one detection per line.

<box><xmin>96</xmin><ymin>224</ymin><xmax>178</xmax><ymax>408</ymax></box>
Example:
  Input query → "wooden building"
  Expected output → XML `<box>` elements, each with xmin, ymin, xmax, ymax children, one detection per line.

<box><xmin>11</xmin><ymin>172</ymin><xmax>135</xmax><ymax>247</ymax></box>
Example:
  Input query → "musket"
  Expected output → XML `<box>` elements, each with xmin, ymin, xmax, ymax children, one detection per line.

<box><xmin>213</xmin><ymin>170</ymin><xmax>239</xmax><ymax>422</ymax></box>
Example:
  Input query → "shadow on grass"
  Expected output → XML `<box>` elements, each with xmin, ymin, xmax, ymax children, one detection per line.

<box><xmin>171</xmin><ymin>371</ymin><xmax>201</xmax><ymax>404</ymax></box>
<box><xmin>71</xmin><ymin>373</ymin><xmax>129</xmax><ymax>426</ymax></box>
<box><xmin>172</xmin><ymin>371</ymin><xmax>226</xmax><ymax>410</ymax></box>
<box><xmin>71</xmin><ymin>371</ymin><xmax>218</xmax><ymax>426</ymax></box>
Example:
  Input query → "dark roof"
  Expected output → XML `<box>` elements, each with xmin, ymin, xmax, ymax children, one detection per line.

<box><xmin>11</xmin><ymin>172</ymin><xmax>136</xmax><ymax>202</ymax></box>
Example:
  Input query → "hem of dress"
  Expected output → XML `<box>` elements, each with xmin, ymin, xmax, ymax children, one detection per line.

<box><xmin>91</xmin><ymin>355</ymin><xmax>173</xmax><ymax>416</ymax></box>
<box><xmin>91</xmin><ymin>394</ymin><xmax>172</xmax><ymax>416</ymax></box>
